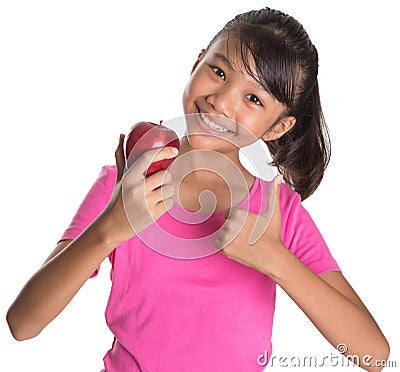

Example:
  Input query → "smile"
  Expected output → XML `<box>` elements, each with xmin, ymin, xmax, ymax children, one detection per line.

<box><xmin>198</xmin><ymin>113</ymin><xmax>235</xmax><ymax>135</ymax></box>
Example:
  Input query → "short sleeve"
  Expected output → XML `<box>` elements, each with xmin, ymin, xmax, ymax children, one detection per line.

<box><xmin>280</xmin><ymin>185</ymin><xmax>341</xmax><ymax>275</ymax></box>
<box><xmin>59</xmin><ymin>165</ymin><xmax>117</xmax><ymax>277</ymax></box>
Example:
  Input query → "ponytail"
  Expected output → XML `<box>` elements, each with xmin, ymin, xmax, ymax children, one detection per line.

<box><xmin>265</xmin><ymin>81</ymin><xmax>331</xmax><ymax>201</ymax></box>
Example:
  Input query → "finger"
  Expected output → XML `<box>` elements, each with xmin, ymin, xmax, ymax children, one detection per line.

<box><xmin>144</xmin><ymin>169</ymin><xmax>173</xmax><ymax>192</ymax></box>
<box><xmin>115</xmin><ymin>134</ymin><xmax>126</xmax><ymax>182</ymax></box>
<box><xmin>147</xmin><ymin>184</ymin><xmax>175</xmax><ymax>205</ymax></box>
<box><xmin>264</xmin><ymin>174</ymin><xmax>278</xmax><ymax>217</ymax></box>
<box><xmin>128</xmin><ymin>146</ymin><xmax>179</xmax><ymax>178</ymax></box>
<box><xmin>159</xmin><ymin>197</ymin><xmax>174</xmax><ymax>212</ymax></box>
<box><xmin>221</xmin><ymin>223</ymin><xmax>230</xmax><ymax>232</ymax></box>
<box><xmin>160</xmin><ymin>184</ymin><xmax>175</xmax><ymax>200</ymax></box>
<box><xmin>267</xmin><ymin>174</ymin><xmax>282</xmax><ymax>234</ymax></box>
<box><xmin>151</xmin><ymin>146</ymin><xmax>179</xmax><ymax>163</ymax></box>
<box><xmin>152</xmin><ymin>197</ymin><xmax>174</xmax><ymax>220</ymax></box>
<box><xmin>273</xmin><ymin>174</ymin><xmax>282</xmax><ymax>216</ymax></box>
<box><xmin>222</xmin><ymin>209</ymin><xmax>245</xmax><ymax>232</ymax></box>
<box><xmin>214</xmin><ymin>238</ymin><xmax>223</xmax><ymax>251</ymax></box>
<box><xmin>217</xmin><ymin>213</ymin><xmax>245</xmax><ymax>248</ymax></box>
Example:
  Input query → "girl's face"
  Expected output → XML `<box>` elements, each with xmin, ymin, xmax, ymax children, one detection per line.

<box><xmin>182</xmin><ymin>36</ymin><xmax>296</xmax><ymax>154</ymax></box>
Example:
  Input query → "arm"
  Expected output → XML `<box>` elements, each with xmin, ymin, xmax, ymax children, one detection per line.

<box><xmin>266</xmin><ymin>244</ymin><xmax>389</xmax><ymax>372</ymax></box>
<box><xmin>6</xmin><ymin>217</ymin><xmax>119</xmax><ymax>341</ymax></box>
<box><xmin>6</xmin><ymin>138</ymin><xmax>177</xmax><ymax>341</ymax></box>
<box><xmin>6</xmin><ymin>136</ymin><xmax>131</xmax><ymax>341</ymax></box>
<box><xmin>217</xmin><ymin>176</ymin><xmax>389</xmax><ymax>372</ymax></box>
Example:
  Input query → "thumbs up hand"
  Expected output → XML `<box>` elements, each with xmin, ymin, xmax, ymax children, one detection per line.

<box><xmin>215</xmin><ymin>174</ymin><xmax>284</xmax><ymax>275</ymax></box>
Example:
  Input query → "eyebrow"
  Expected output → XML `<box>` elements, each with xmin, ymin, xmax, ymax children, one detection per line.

<box><xmin>214</xmin><ymin>53</ymin><xmax>234</xmax><ymax>71</ymax></box>
<box><xmin>214</xmin><ymin>52</ymin><xmax>268</xmax><ymax>95</ymax></box>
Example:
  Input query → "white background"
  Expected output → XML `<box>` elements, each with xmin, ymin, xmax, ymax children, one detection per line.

<box><xmin>1</xmin><ymin>0</ymin><xmax>399</xmax><ymax>371</ymax></box>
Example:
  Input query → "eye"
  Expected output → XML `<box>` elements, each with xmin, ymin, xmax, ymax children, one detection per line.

<box><xmin>211</xmin><ymin>66</ymin><xmax>226</xmax><ymax>81</ymax></box>
<box><xmin>246</xmin><ymin>94</ymin><xmax>263</xmax><ymax>106</ymax></box>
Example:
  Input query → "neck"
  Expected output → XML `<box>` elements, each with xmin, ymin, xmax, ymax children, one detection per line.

<box><xmin>172</xmin><ymin>135</ymin><xmax>255</xmax><ymax>194</ymax></box>
<box><xmin>178</xmin><ymin>135</ymin><xmax>243</xmax><ymax>170</ymax></box>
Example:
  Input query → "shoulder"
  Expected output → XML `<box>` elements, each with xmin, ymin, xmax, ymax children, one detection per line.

<box><xmin>100</xmin><ymin>165</ymin><xmax>117</xmax><ymax>182</ymax></box>
<box><xmin>258</xmin><ymin>177</ymin><xmax>301</xmax><ymax>214</ymax></box>
<box><xmin>58</xmin><ymin>165</ymin><xmax>117</xmax><ymax>242</ymax></box>
<box><xmin>279</xmin><ymin>181</ymin><xmax>301</xmax><ymax>207</ymax></box>
<box><xmin>84</xmin><ymin>165</ymin><xmax>117</xmax><ymax>198</ymax></box>
<box><xmin>259</xmin><ymin>178</ymin><xmax>310</xmax><ymax>237</ymax></box>
<box><xmin>78</xmin><ymin>164</ymin><xmax>117</xmax><ymax>206</ymax></box>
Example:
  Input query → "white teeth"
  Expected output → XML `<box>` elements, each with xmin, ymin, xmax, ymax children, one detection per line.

<box><xmin>200</xmin><ymin>113</ymin><xmax>233</xmax><ymax>133</ymax></box>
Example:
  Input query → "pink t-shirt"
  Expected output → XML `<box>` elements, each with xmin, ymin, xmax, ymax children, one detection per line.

<box><xmin>60</xmin><ymin>165</ymin><xmax>340</xmax><ymax>371</ymax></box>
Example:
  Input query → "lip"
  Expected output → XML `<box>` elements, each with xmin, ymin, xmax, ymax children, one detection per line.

<box><xmin>194</xmin><ymin>106</ymin><xmax>237</xmax><ymax>136</ymax></box>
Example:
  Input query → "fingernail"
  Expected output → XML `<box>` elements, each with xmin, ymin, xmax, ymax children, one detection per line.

<box><xmin>171</xmin><ymin>147</ymin><xmax>179</xmax><ymax>155</ymax></box>
<box><xmin>276</xmin><ymin>174</ymin><xmax>283</xmax><ymax>185</ymax></box>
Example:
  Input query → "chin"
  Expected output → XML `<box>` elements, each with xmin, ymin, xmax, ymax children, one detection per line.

<box><xmin>186</xmin><ymin>132</ymin><xmax>239</xmax><ymax>155</ymax></box>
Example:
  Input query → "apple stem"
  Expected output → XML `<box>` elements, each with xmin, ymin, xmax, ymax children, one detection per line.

<box><xmin>159</xmin><ymin>120</ymin><xmax>163</xmax><ymax>126</ymax></box>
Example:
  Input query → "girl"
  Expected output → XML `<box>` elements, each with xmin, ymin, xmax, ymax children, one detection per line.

<box><xmin>7</xmin><ymin>7</ymin><xmax>389</xmax><ymax>371</ymax></box>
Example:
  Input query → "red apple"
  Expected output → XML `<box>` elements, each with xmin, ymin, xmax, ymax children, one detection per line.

<box><xmin>125</xmin><ymin>121</ymin><xmax>180</xmax><ymax>176</ymax></box>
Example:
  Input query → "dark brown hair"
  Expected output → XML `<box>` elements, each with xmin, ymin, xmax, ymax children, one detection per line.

<box><xmin>206</xmin><ymin>8</ymin><xmax>331</xmax><ymax>200</ymax></box>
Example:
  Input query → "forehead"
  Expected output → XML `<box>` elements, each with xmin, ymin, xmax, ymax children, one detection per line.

<box><xmin>204</xmin><ymin>36</ymin><xmax>270</xmax><ymax>94</ymax></box>
<box><xmin>205</xmin><ymin>36</ymin><xmax>256</xmax><ymax>73</ymax></box>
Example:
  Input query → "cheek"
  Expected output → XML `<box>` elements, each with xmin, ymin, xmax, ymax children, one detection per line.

<box><xmin>235</xmin><ymin>117</ymin><xmax>267</xmax><ymax>145</ymax></box>
<box><xmin>182</xmin><ymin>79</ymin><xmax>197</xmax><ymax>111</ymax></box>
<box><xmin>183</xmin><ymin>68</ymin><xmax>207</xmax><ymax>99</ymax></box>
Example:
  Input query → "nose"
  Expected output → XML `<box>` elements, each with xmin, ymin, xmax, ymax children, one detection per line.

<box><xmin>206</xmin><ymin>85</ymin><xmax>239</xmax><ymax>118</ymax></box>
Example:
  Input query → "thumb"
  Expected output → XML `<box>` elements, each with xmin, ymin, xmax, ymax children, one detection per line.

<box><xmin>115</xmin><ymin>134</ymin><xmax>126</xmax><ymax>182</ymax></box>
<box><xmin>248</xmin><ymin>174</ymin><xmax>282</xmax><ymax>245</ymax></box>
<box><xmin>264</xmin><ymin>174</ymin><xmax>282</xmax><ymax>218</ymax></box>
<box><xmin>265</xmin><ymin>174</ymin><xmax>283</xmax><ymax>241</ymax></box>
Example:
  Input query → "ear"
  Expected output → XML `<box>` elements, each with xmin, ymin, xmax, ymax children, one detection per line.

<box><xmin>262</xmin><ymin>116</ymin><xmax>296</xmax><ymax>141</ymax></box>
<box><xmin>190</xmin><ymin>49</ymin><xmax>206</xmax><ymax>74</ymax></box>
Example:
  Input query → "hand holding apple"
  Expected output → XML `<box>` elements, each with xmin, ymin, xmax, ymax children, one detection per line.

<box><xmin>125</xmin><ymin>121</ymin><xmax>180</xmax><ymax>176</ymax></box>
